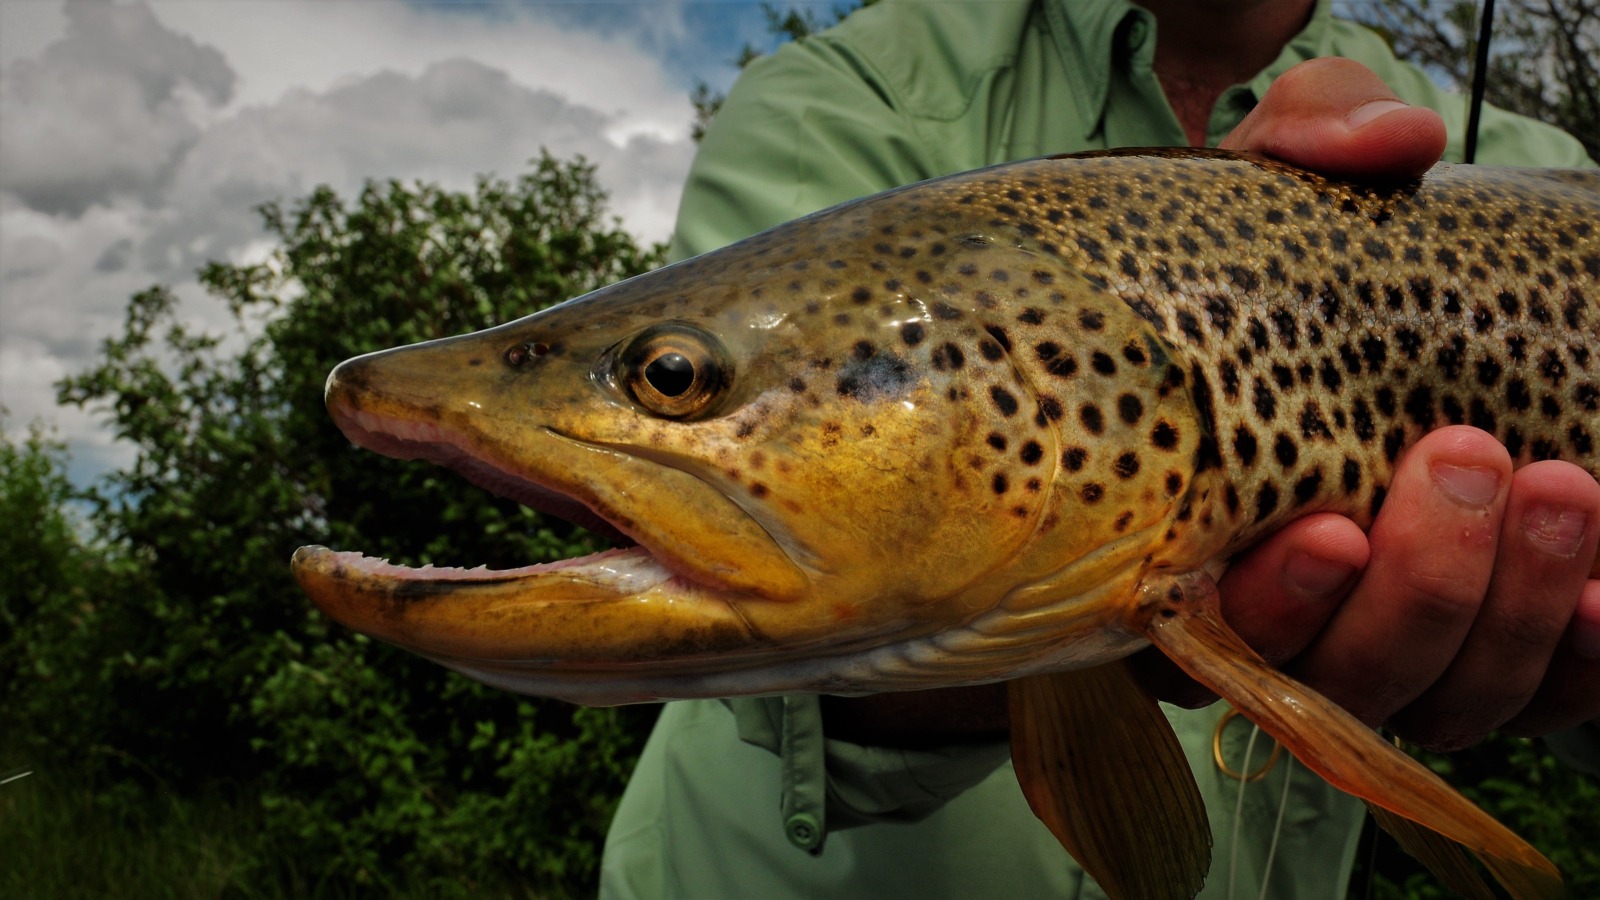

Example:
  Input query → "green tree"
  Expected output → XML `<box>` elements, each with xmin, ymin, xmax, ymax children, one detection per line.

<box><xmin>45</xmin><ymin>152</ymin><xmax>663</xmax><ymax>896</ymax></box>
<box><xmin>0</xmin><ymin>420</ymin><xmax>137</xmax><ymax>773</ymax></box>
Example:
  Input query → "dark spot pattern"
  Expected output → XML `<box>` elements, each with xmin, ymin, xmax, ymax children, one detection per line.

<box><xmin>766</xmin><ymin>152</ymin><xmax>1600</xmax><ymax>566</ymax></box>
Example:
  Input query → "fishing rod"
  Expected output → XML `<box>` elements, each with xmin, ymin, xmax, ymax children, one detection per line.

<box><xmin>1464</xmin><ymin>0</ymin><xmax>1496</xmax><ymax>163</ymax></box>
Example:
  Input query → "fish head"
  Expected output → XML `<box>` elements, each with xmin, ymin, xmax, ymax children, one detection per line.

<box><xmin>294</xmin><ymin>175</ymin><xmax>1200</xmax><ymax>702</ymax></box>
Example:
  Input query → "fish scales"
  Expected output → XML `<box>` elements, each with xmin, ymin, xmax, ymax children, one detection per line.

<box><xmin>864</xmin><ymin>150</ymin><xmax>1600</xmax><ymax>567</ymax></box>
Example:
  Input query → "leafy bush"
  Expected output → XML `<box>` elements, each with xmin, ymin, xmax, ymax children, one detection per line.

<box><xmin>3</xmin><ymin>153</ymin><xmax>663</xmax><ymax>896</ymax></box>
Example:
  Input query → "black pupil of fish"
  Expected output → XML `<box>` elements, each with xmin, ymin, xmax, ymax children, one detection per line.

<box><xmin>645</xmin><ymin>352</ymin><xmax>695</xmax><ymax>397</ymax></box>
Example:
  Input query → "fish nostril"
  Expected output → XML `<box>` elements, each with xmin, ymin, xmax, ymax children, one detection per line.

<box><xmin>505</xmin><ymin>342</ymin><xmax>552</xmax><ymax>368</ymax></box>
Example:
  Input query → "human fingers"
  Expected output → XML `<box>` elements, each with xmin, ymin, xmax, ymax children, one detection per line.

<box><xmin>1388</xmin><ymin>461</ymin><xmax>1600</xmax><ymax>748</ymax></box>
<box><xmin>1219</xmin><ymin>56</ymin><xmax>1447</xmax><ymax>179</ymax></box>
<box><xmin>1501</xmin><ymin>579</ymin><xmax>1600</xmax><ymax>736</ymax></box>
<box><xmin>1288</xmin><ymin>427</ymin><xmax>1512</xmax><ymax>728</ymax></box>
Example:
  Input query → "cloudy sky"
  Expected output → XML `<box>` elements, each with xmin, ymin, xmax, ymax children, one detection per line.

<box><xmin>0</xmin><ymin>0</ymin><xmax>789</xmax><ymax>483</ymax></box>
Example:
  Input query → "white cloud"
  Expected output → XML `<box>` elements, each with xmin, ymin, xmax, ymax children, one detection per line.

<box><xmin>0</xmin><ymin>0</ymin><xmax>235</xmax><ymax>215</ymax></box>
<box><xmin>0</xmin><ymin>0</ymin><xmax>707</xmax><ymax>483</ymax></box>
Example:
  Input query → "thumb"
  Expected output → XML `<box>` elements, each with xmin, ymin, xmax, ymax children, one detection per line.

<box><xmin>1220</xmin><ymin>57</ymin><xmax>1448</xmax><ymax>179</ymax></box>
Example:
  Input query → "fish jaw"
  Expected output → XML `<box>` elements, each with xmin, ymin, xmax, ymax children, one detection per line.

<box><xmin>292</xmin><ymin>544</ymin><xmax>783</xmax><ymax>704</ymax></box>
<box><xmin>315</xmin><ymin>323</ymin><xmax>811</xmax><ymax>601</ymax></box>
<box><xmin>296</xmin><ymin>321</ymin><xmax>858</xmax><ymax>700</ymax></box>
<box><xmin>295</xmin><ymin>309</ymin><xmax>1057</xmax><ymax>703</ymax></box>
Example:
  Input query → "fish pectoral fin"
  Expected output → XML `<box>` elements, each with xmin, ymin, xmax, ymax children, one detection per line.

<box><xmin>1007</xmin><ymin>661</ymin><xmax>1210</xmax><ymax>900</ymax></box>
<box><xmin>1133</xmin><ymin>569</ymin><xmax>1563</xmax><ymax>900</ymax></box>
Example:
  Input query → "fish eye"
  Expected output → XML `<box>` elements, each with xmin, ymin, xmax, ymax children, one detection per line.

<box><xmin>618</xmin><ymin>323</ymin><xmax>731</xmax><ymax>420</ymax></box>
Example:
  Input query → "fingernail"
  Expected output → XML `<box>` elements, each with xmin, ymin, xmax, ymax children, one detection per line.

<box><xmin>1347</xmin><ymin>99</ymin><xmax>1410</xmax><ymax>129</ymax></box>
<box><xmin>1432</xmin><ymin>464</ymin><xmax>1501</xmax><ymax>509</ymax></box>
<box><xmin>1523</xmin><ymin>504</ymin><xmax>1589</xmax><ymax>558</ymax></box>
<box><xmin>1282</xmin><ymin>550</ymin><xmax>1358</xmax><ymax>602</ymax></box>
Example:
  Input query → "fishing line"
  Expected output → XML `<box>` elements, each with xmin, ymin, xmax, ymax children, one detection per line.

<box><xmin>1256</xmin><ymin>757</ymin><xmax>1296</xmax><ymax>900</ymax></box>
<box><xmin>1223</xmin><ymin>719</ymin><xmax>1296</xmax><ymax>900</ymax></box>
<box><xmin>1464</xmin><ymin>0</ymin><xmax>1497</xmax><ymax>163</ymax></box>
<box><xmin>1226</xmin><ymin>722</ymin><xmax>1264</xmax><ymax>900</ymax></box>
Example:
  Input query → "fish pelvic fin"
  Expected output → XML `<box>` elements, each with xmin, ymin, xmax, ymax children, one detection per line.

<box><xmin>1008</xmin><ymin>661</ymin><xmax>1211</xmax><ymax>900</ymax></box>
<box><xmin>1133</xmin><ymin>568</ymin><xmax>1563</xmax><ymax>900</ymax></box>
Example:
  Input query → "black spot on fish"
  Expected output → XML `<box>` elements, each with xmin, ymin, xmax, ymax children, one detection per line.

<box><xmin>1062</xmin><ymin>447</ymin><xmax>1087</xmax><ymax>471</ymax></box>
<box><xmin>1375</xmin><ymin>387</ymin><xmax>1397</xmax><ymax>418</ymax></box>
<box><xmin>1570</xmin><ymin>424</ymin><xmax>1593</xmax><ymax>456</ymax></box>
<box><xmin>1020</xmin><ymin>441</ymin><xmax>1044</xmax><ymax>465</ymax></box>
<box><xmin>1273</xmin><ymin>433</ymin><xmax>1298</xmax><ymax>468</ymax></box>
<box><xmin>1092</xmin><ymin>352</ymin><xmax>1117</xmax><ymax>375</ymax></box>
<box><xmin>1253</xmin><ymin>379</ymin><xmax>1277</xmax><ymax>422</ymax></box>
<box><xmin>1082</xmin><ymin>483</ymin><xmax>1105</xmax><ymax>504</ymax></box>
<box><xmin>1403</xmin><ymin>386</ymin><xmax>1435</xmax><ymax>427</ymax></box>
<box><xmin>901</xmin><ymin>322</ymin><xmax>925</xmax><ymax>346</ymax></box>
<box><xmin>1254</xmin><ymin>483</ymin><xmax>1280</xmax><ymax>523</ymax></box>
<box><xmin>984</xmin><ymin>325</ymin><xmax>1013</xmax><ymax>353</ymax></box>
<box><xmin>1036</xmin><ymin>342</ymin><xmax>1078</xmax><ymax>378</ymax></box>
<box><xmin>1468</xmin><ymin>398</ymin><xmax>1497</xmax><ymax>434</ymax></box>
<box><xmin>1300</xmin><ymin>405</ymin><xmax>1332</xmax><ymax>440</ymax></box>
<box><xmin>992</xmin><ymin>473</ymin><xmax>1009</xmax><ymax>495</ymax></box>
<box><xmin>1151</xmin><ymin>420</ymin><xmax>1180</xmax><ymax>451</ymax></box>
<box><xmin>1113</xmin><ymin>452</ymin><xmax>1141</xmax><ymax>479</ymax></box>
<box><xmin>1234</xmin><ymin>427</ymin><xmax>1259</xmax><ymax>466</ymax></box>
<box><xmin>1038</xmin><ymin>397</ymin><xmax>1065</xmax><ymax>422</ymax></box>
<box><xmin>990</xmin><ymin>386</ymin><xmax>1020</xmax><ymax>417</ymax></box>
<box><xmin>1506</xmin><ymin>378</ymin><xmax>1532</xmax><ymax>412</ymax></box>
<box><xmin>987</xmin><ymin>433</ymin><xmax>1008</xmax><ymax>451</ymax></box>
<box><xmin>1081</xmin><ymin>404</ymin><xmax>1105</xmax><ymax>435</ymax></box>
<box><xmin>1384</xmin><ymin>426</ymin><xmax>1406</xmax><ymax>463</ymax></box>
<box><xmin>1352</xmin><ymin>399</ymin><xmax>1376</xmax><ymax>442</ymax></box>
<box><xmin>1293</xmin><ymin>469</ymin><xmax>1324</xmax><ymax>505</ymax></box>
<box><xmin>1118</xmin><ymin>394</ymin><xmax>1144</xmax><ymax>424</ymax></box>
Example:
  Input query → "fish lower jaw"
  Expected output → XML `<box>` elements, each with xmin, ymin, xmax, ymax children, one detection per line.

<box><xmin>294</xmin><ymin>544</ymin><xmax>671</xmax><ymax>593</ymax></box>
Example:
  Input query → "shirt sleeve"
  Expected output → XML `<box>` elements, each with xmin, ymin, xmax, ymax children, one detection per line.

<box><xmin>669</xmin><ymin>35</ymin><xmax>935</xmax><ymax>262</ymax></box>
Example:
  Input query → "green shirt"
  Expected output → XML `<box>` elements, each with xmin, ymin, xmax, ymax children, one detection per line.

<box><xmin>603</xmin><ymin>1</ymin><xmax>1593</xmax><ymax>898</ymax></box>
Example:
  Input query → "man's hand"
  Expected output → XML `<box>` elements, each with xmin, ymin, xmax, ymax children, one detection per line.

<box><xmin>1136</xmin><ymin>58</ymin><xmax>1600</xmax><ymax>749</ymax></box>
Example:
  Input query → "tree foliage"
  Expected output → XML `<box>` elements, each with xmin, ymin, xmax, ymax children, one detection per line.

<box><xmin>1352</xmin><ymin>0</ymin><xmax>1600</xmax><ymax>160</ymax></box>
<box><xmin>9</xmin><ymin>152</ymin><xmax>664</xmax><ymax>896</ymax></box>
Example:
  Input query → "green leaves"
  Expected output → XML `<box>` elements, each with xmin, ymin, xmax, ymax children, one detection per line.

<box><xmin>7</xmin><ymin>153</ymin><xmax>664</xmax><ymax>895</ymax></box>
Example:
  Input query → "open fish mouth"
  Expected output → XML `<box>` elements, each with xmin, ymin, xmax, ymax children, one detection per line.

<box><xmin>294</xmin><ymin>395</ymin><xmax>765</xmax><ymax>657</ymax></box>
<box><xmin>289</xmin><ymin>339</ymin><xmax>856</xmax><ymax>703</ymax></box>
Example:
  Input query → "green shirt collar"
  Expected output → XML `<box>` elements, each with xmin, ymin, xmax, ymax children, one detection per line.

<box><xmin>1045</xmin><ymin>0</ymin><xmax>1338</xmax><ymax>146</ymax></box>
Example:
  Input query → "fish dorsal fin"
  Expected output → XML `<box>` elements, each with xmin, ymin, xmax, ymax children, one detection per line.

<box><xmin>1132</xmin><ymin>568</ymin><xmax>1563</xmax><ymax>900</ymax></box>
<box><xmin>1008</xmin><ymin>661</ymin><xmax>1210</xmax><ymax>900</ymax></box>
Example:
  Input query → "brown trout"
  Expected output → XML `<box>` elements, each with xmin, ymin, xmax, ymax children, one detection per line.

<box><xmin>293</xmin><ymin>149</ymin><xmax>1600</xmax><ymax>899</ymax></box>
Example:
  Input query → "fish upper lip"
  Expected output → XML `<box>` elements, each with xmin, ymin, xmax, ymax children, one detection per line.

<box><xmin>329</xmin><ymin>404</ymin><xmax>717</xmax><ymax>580</ymax></box>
